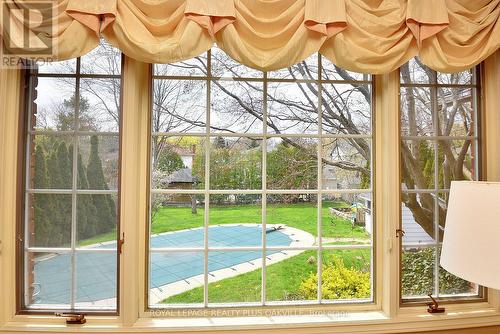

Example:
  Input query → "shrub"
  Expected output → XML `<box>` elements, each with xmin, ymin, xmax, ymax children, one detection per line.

<box><xmin>300</xmin><ymin>257</ymin><xmax>370</xmax><ymax>300</ymax></box>
<box><xmin>402</xmin><ymin>248</ymin><xmax>471</xmax><ymax>296</ymax></box>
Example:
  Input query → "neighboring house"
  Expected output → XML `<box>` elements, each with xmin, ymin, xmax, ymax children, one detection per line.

<box><xmin>165</xmin><ymin>168</ymin><xmax>198</xmax><ymax>188</ymax></box>
<box><xmin>171</xmin><ymin>145</ymin><xmax>196</xmax><ymax>169</ymax></box>
<box><xmin>322</xmin><ymin>165</ymin><xmax>361</xmax><ymax>198</ymax></box>
<box><xmin>358</xmin><ymin>193</ymin><xmax>373</xmax><ymax>235</ymax></box>
<box><xmin>401</xmin><ymin>204</ymin><xmax>435</xmax><ymax>248</ymax></box>
<box><xmin>322</xmin><ymin>166</ymin><xmax>339</xmax><ymax>190</ymax></box>
<box><xmin>161</xmin><ymin>167</ymin><xmax>199</xmax><ymax>205</ymax></box>
<box><xmin>156</xmin><ymin>144</ymin><xmax>199</xmax><ymax>205</ymax></box>
<box><xmin>400</xmin><ymin>185</ymin><xmax>436</xmax><ymax>247</ymax></box>
<box><xmin>358</xmin><ymin>192</ymin><xmax>434</xmax><ymax>246</ymax></box>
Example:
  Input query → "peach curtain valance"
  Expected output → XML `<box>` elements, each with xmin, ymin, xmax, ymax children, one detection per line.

<box><xmin>1</xmin><ymin>0</ymin><xmax>499</xmax><ymax>73</ymax></box>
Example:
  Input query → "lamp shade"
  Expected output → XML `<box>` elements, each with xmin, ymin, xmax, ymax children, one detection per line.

<box><xmin>440</xmin><ymin>181</ymin><xmax>500</xmax><ymax>290</ymax></box>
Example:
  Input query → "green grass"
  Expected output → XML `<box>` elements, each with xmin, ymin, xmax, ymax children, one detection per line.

<box><xmin>152</xmin><ymin>201</ymin><xmax>369</xmax><ymax>239</ymax></box>
<box><xmin>79</xmin><ymin>201</ymin><xmax>369</xmax><ymax>246</ymax></box>
<box><xmin>164</xmin><ymin>248</ymin><xmax>371</xmax><ymax>304</ymax></box>
<box><xmin>79</xmin><ymin>230</ymin><xmax>117</xmax><ymax>247</ymax></box>
<box><xmin>76</xmin><ymin>201</ymin><xmax>372</xmax><ymax>303</ymax></box>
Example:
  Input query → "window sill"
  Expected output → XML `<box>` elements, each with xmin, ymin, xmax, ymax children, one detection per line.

<box><xmin>2</xmin><ymin>305</ymin><xmax>500</xmax><ymax>334</ymax></box>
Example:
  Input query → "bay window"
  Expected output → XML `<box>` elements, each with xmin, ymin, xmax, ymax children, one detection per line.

<box><xmin>1</xmin><ymin>42</ymin><xmax>498</xmax><ymax>333</ymax></box>
<box><xmin>14</xmin><ymin>47</ymin><xmax>487</xmax><ymax>315</ymax></box>
<box><xmin>1</xmin><ymin>0</ymin><xmax>500</xmax><ymax>332</ymax></box>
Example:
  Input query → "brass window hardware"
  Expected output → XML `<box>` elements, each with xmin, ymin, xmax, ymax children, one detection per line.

<box><xmin>427</xmin><ymin>294</ymin><xmax>445</xmax><ymax>314</ymax></box>
<box><xmin>395</xmin><ymin>229</ymin><xmax>405</xmax><ymax>238</ymax></box>
<box><xmin>118</xmin><ymin>232</ymin><xmax>125</xmax><ymax>254</ymax></box>
<box><xmin>55</xmin><ymin>313</ymin><xmax>86</xmax><ymax>324</ymax></box>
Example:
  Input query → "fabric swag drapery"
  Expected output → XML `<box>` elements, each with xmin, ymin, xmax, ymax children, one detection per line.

<box><xmin>1</xmin><ymin>0</ymin><xmax>499</xmax><ymax>73</ymax></box>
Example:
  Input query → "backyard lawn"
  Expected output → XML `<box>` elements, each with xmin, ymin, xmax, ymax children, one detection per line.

<box><xmin>152</xmin><ymin>201</ymin><xmax>369</xmax><ymax>239</ymax></box>
<box><xmin>80</xmin><ymin>201</ymin><xmax>369</xmax><ymax>246</ymax></box>
<box><xmin>165</xmin><ymin>248</ymin><xmax>371</xmax><ymax>303</ymax></box>
<box><xmin>78</xmin><ymin>200</ymin><xmax>372</xmax><ymax>303</ymax></box>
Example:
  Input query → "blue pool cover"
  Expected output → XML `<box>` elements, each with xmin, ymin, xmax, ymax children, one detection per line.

<box><xmin>33</xmin><ymin>225</ymin><xmax>293</xmax><ymax>305</ymax></box>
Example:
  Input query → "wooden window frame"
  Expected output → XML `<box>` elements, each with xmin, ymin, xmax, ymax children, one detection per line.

<box><xmin>15</xmin><ymin>54</ymin><xmax>125</xmax><ymax>315</ymax></box>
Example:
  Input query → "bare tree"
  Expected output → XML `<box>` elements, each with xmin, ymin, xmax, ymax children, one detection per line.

<box><xmin>400</xmin><ymin>59</ymin><xmax>475</xmax><ymax>240</ymax></box>
<box><xmin>57</xmin><ymin>44</ymin><xmax>476</xmax><ymax>240</ymax></box>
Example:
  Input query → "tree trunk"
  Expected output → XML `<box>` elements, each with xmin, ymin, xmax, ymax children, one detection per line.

<box><xmin>191</xmin><ymin>195</ymin><xmax>197</xmax><ymax>214</ymax></box>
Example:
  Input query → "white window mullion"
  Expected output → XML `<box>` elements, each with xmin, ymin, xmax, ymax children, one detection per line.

<box><xmin>316</xmin><ymin>54</ymin><xmax>323</xmax><ymax>303</ymax></box>
<box><xmin>203</xmin><ymin>50</ymin><xmax>212</xmax><ymax>307</ymax></box>
<box><xmin>261</xmin><ymin>70</ymin><xmax>268</xmax><ymax>306</ymax></box>
<box><xmin>69</xmin><ymin>57</ymin><xmax>82</xmax><ymax>309</ymax></box>
<box><xmin>430</xmin><ymin>70</ymin><xmax>440</xmax><ymax>299</ymax></box>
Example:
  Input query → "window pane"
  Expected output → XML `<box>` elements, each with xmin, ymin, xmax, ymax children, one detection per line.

<box><xmin>208</xmin><ymin>251</ymin><xmax>262</xmax><ymax>303</ymax></box>
<box><xmin>266</xmin><ymin>194</ymin><xmax>318</xmax><ymax>246</ymax></box>
<box><xmin>28</xmin><ymin>194</ymin><xmax>72</xmax><ymax>248</ymax></box>
<box><xmin>75</xmin><ymin>252</ymin><xmax>117</xmax><ymax>309</ymax></box>
<box><xmin>150</xmin><ymin>251</ymin><xmax>205</xmax><ymax>305</ymax></box>
<box><xmin>79</xmin><ymin>78</ymin><xmax>121</xmax><ymax>132</ymax></box>
<box><xmin>265</xmin><ymin>249</ymin><xmax>318</xmax><ymax>302</ymax></box>
<box><xmin>152</xmin><ymin>79</ymin><xmax>206</xmax><ymax>133</ymax></box>
<box><xmin>208</xmin><ymin>195</ymin><xmax>262</xmax><ymax>247</ymax></box>
<box><xmin>209</xmin><ymin>137</ymin><xmax>262</xmax><ymax>190</ymax></box>
<box><xmin>28</xmin><ymin>252</ymin><xmax>71</xmax><ymax>307</ymax></box>
<box><xmin>211</xmin><ymin>81</ymin><xmax>264</xmax><ymax>134</ymax></box>
<box><xmin>401</xmin><ymin>194</ymin><xmax>436</xmax><ymax>247</ymax></box>
<box><xmin>322</xmin><ymin>84</ymin><xmax>372</xmax><ymax>135</ymax></box>
<box><xmin>29</xmin><ymin>135</ymin><xmax>74</xmax><ymax>190</ymax></box>
<box><xmin>322</xmin><ymin>194</ymin><xmax>372</xmax><ymax>242</ymax></box>
<box><xmin>401</xmin><ymin>247</ymin><xmax>436</xmax><ymax>298</ymax></box>
<box><xmin>31</xmin><ymin>77</ymin><xmax>77</xmax><ymax>131</ymax></box>
<box><xmin>151</xmin><ymin>136</ymin><xmax>205</xmax><ymax>190</ymax></box>
<box><xmin>150</xmin><ymin>194</ymin><xmax>204</xmax><ymax>249</ymax></box>
<box><xmin>266</xmin><ymin>137</ymin><xmax>318</xmax><ymax>190</ymax></box>
<box><xmin>267</xmin><ymin>82</ymin><xmax>318</xmax><ymax>134</ymax></box>
<box><xmin>401</xmin><ymin>139</ymin><xmax>436</xmax><ymax>190</ymax></box>
<box><xmin>320</xmin><ymin>249</ymin><xmax>372</xmax><ymax>301</ymax></box>
<box><xmin>78</xmin><ymin>136</ymin><xmax>119</xmax><ymax>190</ymax></box>
<box><xmin>400</xmin><ymin>87</ymin><xmax>433</xmax><ymax>137</ymax></box>
<box><xmin>437</xmin><ymin>140</ymin><xmax>476</xmax><ymax>188</ymax></box>
<box><xmin>436</xmin><ymin>87</ymin><xmax>475</xmax><ymax>137</ymax></box>
<box><xmin>322</xmin><ymin>138</ymin><xmax>371</xmax><ymax>190</ymax></box>
<box><xmin>77</xmin><ymin>194</ymin><xmax>118</xmax><ymax>247</ymax></box>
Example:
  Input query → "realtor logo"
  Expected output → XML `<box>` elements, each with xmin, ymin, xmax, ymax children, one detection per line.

<box><xmin>1</xmin><ymin>1</ymin><xmax>55</xmax><ymax>68</ymax></box>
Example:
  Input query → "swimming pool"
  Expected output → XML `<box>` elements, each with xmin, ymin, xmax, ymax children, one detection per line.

<box><xmin>32</xmin><ymin>224</ymin><xmax>308</xmax><ymax>306</ymax></box>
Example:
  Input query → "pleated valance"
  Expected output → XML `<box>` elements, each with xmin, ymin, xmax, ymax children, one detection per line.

<box><xmin>1</xmin><ymin>0</ymin><xmax>499</xmax><ymax>73</ymax></box>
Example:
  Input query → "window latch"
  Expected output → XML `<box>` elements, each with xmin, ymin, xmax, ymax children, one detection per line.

<box><xmin>118</xmin><ymin>232</ymin><xmax>125</xmax><ymax>254</ymax></box>
<box><xmin>55</xmin><ymin>313</ymin><xmax>86</xmax><ymax>324</ymax></box>
<box><xmin>427</xmin><ymin>294</ymin><xmax>445</xmax><ymax>314</ymax></box>
<box><xmin>395</xmin><ymin>229</ymin><xmax>405</xmax><ymax>238</ymax></box>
